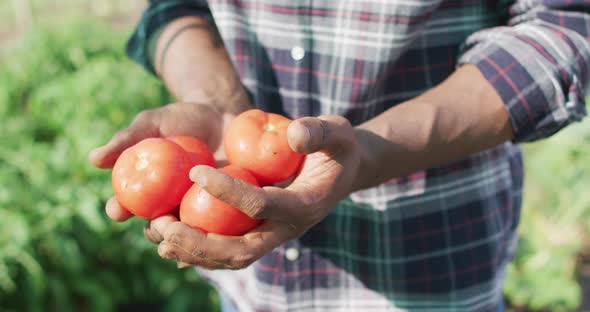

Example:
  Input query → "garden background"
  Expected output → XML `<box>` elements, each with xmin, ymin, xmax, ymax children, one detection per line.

<box><xmin>1</xmin><ymin>1</ymin><xmax>589</xmax><ymax>311</ymax></box>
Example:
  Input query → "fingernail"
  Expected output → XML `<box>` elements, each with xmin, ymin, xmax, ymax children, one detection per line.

<box><xmin>195</xmin><ymin>175</ymin><xmax>206</xmax><ymax>187</ymax></box>
<box><xmin>177</xmin><ymin>261</ymin><xmax>191</xmax><ymax>269</ymax></box>
<box><xmin>302</xmin><ymin>123</ymin><xmax>312</xmax><ymax>150</ymax></box>
<box><xmin>288</xmin><ymin>120</ymin><xmax>312</xmax><ymax>153</ymax></box>
<box><xmin>295</xmin><ymin>120</ymin><xmax>311</xmax><ymax>142</ymax></box>
<box><xmin>191</xmin><ymin>169</ymin><xmax>207</xmax><ymax>187</ymax></box>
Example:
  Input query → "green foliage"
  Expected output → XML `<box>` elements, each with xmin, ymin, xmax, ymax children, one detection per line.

<box><xmin>504</xmin><ymin>116</ymin><xmax>590</xmax><ymax>311</ymax></box>
<box><xmin>0</xmin><ymin>20</ymin><xmax>219</xmax><ymax>311</ymax></box>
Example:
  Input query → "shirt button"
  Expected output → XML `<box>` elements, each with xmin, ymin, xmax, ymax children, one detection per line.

<box><xmin>290</xmin><ymin>46</ymin><xmax>305</xmax><ymax>61</ymax></box>
<box><xmin>285</xmin><ymin>247</ymin><xmax>300</xmax><ymax>261</ymax></box>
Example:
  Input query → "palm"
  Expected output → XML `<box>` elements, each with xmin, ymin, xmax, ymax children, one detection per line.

<box><xmin>89</xmin><ymin>102</ymin><xmax>228</xmax><ymax>169</ymax></box>
<box><xmin>256</xmin><ymin>139</ymin><xmax>362</xmax><ymax>241</ymax></box>
<box><xmin>157</xmin><ymin>103</ymin><xmax>232</xmax><ymax>164</ymax></box>
<box><xmin>157</xmin><ymin>103</ymin><xmax>224</xmax><ymax>152</ymax></box>
<box><xmin>288</xmin><ymin>148</ymin><xmax>359</xmax><ymax>208</ymax></box>
<box><xmin>253</xmin><ymin>152</ymin><xmax>349</xmax><ymax>243</ymax></box>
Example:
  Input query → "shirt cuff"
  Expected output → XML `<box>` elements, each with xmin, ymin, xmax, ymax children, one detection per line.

<box><xmin>458</xmin><ymin>27</ymin><xmax>587</xmax><ymax>143</ymax></box>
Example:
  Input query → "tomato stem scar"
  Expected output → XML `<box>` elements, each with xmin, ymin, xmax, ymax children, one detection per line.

<box><xmin>263</xmin><ymin>124</ymin><xmax>275</xmax><ymax>131</ymax></box>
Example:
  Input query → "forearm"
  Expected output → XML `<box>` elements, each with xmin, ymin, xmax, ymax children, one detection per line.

<box><xmin>153</xmin><ymin>16</ymin><xmax>251</xmax><ymax>114</ymax></box>
<box><xmin>354</xmin><ymin>64</ymin><xmax>514</xmax><ymax>191</ymax></box>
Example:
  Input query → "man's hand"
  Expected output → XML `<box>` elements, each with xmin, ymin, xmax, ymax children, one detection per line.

<box><xmin>142</xmin><ymin>65</ymin><xmax>516</xmax><ymax>270</ymax></box>
<box><xmin>88</xmin><ymin>102</ymin><xmax>237</xmax><ymax>221</ymax></box>
<box><xmin>91</xmin><ymin>13</ymin><xmax>254</xmax><ymax>223</ymax></box>
<box><xmin>144</xmin><ymin>115</ymin><xmax>369</xmax><ymax>270</ymax></box>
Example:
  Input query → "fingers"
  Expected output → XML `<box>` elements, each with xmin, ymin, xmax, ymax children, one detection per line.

<box><xmin>144</xmin><ymin>214</ymin><xmax>179</xmax><ymax>244</ymax></box>
<box><xmin>161</xmin><ymin>221</ymin><xmax>251</xmax><ymax>269</ymax></box>
<box><xmin>190</xmin><ymin>166</ymin><xmax>303</xmax><ymax>221</ymax></box>
<box><xmin>158</xmin><ymin>221</ymin><xmax>291</xmax><ymax>270</ymax></box>
<box><xmin>287</xmin><ymin>115</ymin><xmax>354</xmax><ymax>155</ymax></box>
<box><xmin>144</xmin><ymin>215</ymin><xmax>194</xmax><ymax>269</ymax></box>
<box><xmin>89</xmin><ymin>128</ymin><xmax>136</xmax><ymax>168</ymax></box>
<box><xmin>158</xmin><ymin>241</ymin><xmax>225</xmax><ymax>270</ymax></box>
<box><xmin>89</xmin><ymin>111</ymin><xmax>160</xmax><ymax>169</ymax></box>
<box><xmin>190</xmin><ymin>165</ymin><xmax>266</xmax><ymax>219</ymax></box>
<box><xmin>105</xmin><ymin>197</ymin><xmax>133</xmax><ymax>221</ymax></box>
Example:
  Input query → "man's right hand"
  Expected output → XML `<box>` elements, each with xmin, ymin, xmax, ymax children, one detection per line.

<box><xmin>88</xmin><ymin>102</ymin><xmax>236</xmax><ymax>221</ymax></box>
<box><xmin>91</xmin><ymin>14</ymin><xmax>253</xmax><ymax>261</ymax></box>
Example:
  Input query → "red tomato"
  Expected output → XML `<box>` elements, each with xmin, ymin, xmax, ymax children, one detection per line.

<box><xmin>179</xmin><ymin>165</ymin><xmax>261</xmax><ymax>235</ymax></box>
<box><xmin>167</xmin><ymin>136</ymin><xmax>216</xmax><ymax>168</ymax></box>
<box><xmin>111</xmin><ymin>138</ymin><xmax>193</xmax><ymax>219</ymax></box>
<box><xmin>223</xmin><ymin>109</ymin><xmax>304</xmax><ymax>184</ymax></box>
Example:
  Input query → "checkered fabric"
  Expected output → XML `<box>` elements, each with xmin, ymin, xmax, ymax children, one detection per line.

<box><xmin>127</xmin><ymin>1</ymin><xmax>590</xmax><ymax>311</ymax></box>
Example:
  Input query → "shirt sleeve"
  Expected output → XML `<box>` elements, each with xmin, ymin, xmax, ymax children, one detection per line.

<box><xmin>458</xmin><ymin>1</ymin><xmax>590</xmax><ymax>142</ymax></box>
<box><xmin>126</xmin><ymin>0</ymin><xmax>213</xmax><ymax>76</ymax></box>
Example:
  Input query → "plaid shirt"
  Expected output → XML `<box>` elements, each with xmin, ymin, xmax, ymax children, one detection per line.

<box><xmin>127</xmin><ymin>1</ymin><xmax>590</xmax><ymax>311</ymax></box>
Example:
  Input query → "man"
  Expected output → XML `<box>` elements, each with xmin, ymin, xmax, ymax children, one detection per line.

<box><xmin>89</xmin><ymin>0</ymin><xmax>589</xmax><ymax>311</ymax></box>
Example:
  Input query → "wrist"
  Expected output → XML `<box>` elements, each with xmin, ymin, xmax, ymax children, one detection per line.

<box><xmin>154</xmin><ymin>15</ymin><xmax>251</xmax><ymax>115</ymax></box>
<box><xmin>349</xmin><ymin>127</ymin><xmax>382</xmax><ymax>193</ymax></box>
<box><xmin>180</xmin><ymin>81</ymin><xmax>253</xmax><ymax>115</ymax></box>
<box><xmin>349</xmin><ymin>100</ymin><xmax>436</xmax><ymax>192</ymax></box>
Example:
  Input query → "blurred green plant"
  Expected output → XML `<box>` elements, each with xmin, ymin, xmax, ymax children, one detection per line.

<box><xmin>0</xmin><ymin>20</ymin><xmax>219</xmax><ymax>312</ymax></box>
<box><xmin>504</xmin><ymin>115</ymin><xmax>590</xmax><ymax>311</ymax></box>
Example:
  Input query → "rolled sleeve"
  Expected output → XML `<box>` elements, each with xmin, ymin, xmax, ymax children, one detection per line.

<box><xmin>126</xmin><ymin>0</ymin><xmax>213</xmax><ymax>76</ymax></box>
<box><xmin>458</xmin><ymin>2</ymin><xmax>590</xmax><ymax>142</ymax></box>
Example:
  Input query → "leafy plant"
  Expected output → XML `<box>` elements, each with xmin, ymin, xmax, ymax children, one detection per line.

<box><xmin>0</xmin><ymin>19</ymin><xmax>218</xmax><ymax>312</ymax></box>
<box><xmin>504</xmin><ymin>115</ymin><xmax>590</xmax><ymax>311</ymax></box>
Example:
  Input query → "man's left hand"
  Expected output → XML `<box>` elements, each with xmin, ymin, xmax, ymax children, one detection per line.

<box><xmin>145</xmin><ymin>115</ymin><xmax>369</xmax><ymax>270</ymax></box>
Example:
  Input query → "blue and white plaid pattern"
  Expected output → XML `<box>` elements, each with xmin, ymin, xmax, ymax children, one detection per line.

<box><xmin>127</xmin><ymin>1</ymin><xmax>590</xmax><ymax>311</ymax></box>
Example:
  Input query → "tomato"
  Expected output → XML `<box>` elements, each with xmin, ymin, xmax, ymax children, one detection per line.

<box><xmin>223</xmin><ymin>109</ymin><xmax>304</xmax><ymax>184</ymax></box>
<box><xmin>167</xmin><ymin>136</ymin><xmax>216</xmax><ymax>168</ymax></box>
<box><xmin>179</xmin><ymin>165</ymin><xmax>261</xmax><ymax>235</ymax></box>
<box><xmin>111</xmin><ymin>138</ymin><xmax>193</xmax><ymax>219</ymax></box>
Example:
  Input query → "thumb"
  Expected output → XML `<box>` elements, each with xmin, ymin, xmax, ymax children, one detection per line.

<box><xmin>287</xmin><ymin>115</ymin><xmax>354</xmax><ymax>154</ymax></box>
<box><xmin>89</xmin><ymin>122</ymin><xmax>159</xmax><ymax>169</ymax></box>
